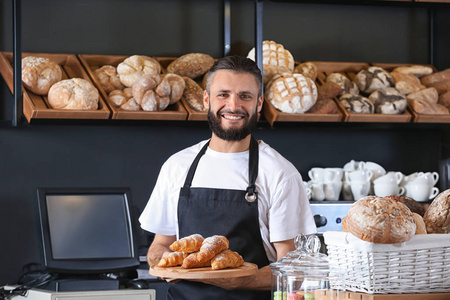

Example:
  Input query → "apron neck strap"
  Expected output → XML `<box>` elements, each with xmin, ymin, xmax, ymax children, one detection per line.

<box><xmin>182</xmin><ymin>137</ymin><xmax>259</xmax><ymax>198</ymax></box>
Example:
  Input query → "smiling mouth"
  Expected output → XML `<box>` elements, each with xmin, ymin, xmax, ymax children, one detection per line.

<box><xmin>222</xmin><ymin>113</ymin><xmax>245</xmax><ymax>120</ymax></box>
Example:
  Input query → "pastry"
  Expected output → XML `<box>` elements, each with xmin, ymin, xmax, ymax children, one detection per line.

<box><xmin>211</xmin><ymin>250</ymin><xmax>244</xmax><ymax>270</ymax></box>
<box><xmin>423</xmin><ymin>189</ymin><xmax>450</xmax><ymax>234</ymax></box>
<box><xmin>420</xmin><ymin>68</ymin><xmax>450</xmax><ymax>86</ymax></box>
<box><xmin>196</xmin><ymin>235</ymin><xmax>229</xmax><ymax>263</ymax></box>
<box><xmin>93</xmin><ymin>65</ymin><xmax>124</xmax><ymax>94</ymax></box>
<box><xmin>117</xmin><ymin>55</ymin><xmax>161</xmax><ymax>87</ymax></box>
<box><xmin>390</xmin><ymin>72</ymin><xmax>424</xmax><ymax>95</ymax></box>
<box><xmin>22</xmin><ymin>56</ymin><xmax>62</xmax><ymax>95</ymax></box>
<box><xmin>108</xmin><ymin>88</ymin><xmax>132</xmax><ymax>107</ymax></box>
<box><xmin>392</xmin><ymin>65</ymin><xmax>433</xmax><ymax>78</ymax></box>
<box><xmin>368</xmin><ymin>87</ymin><xmax>407</xmax><ymax>114</ymax></box>
<box><xmin>307</xmin><ymin>99</ymin><xmax>338</xmax><ymax>114</ymax></box>
<box><xmin>384</xmin><ymin>195</ymin><xmax>426</xmax><ymax>217</ymax></box>
<box><xmin>326</xmin><ymin>73</ymin><xmax>359</xmax><ymax>96</ymax></box>
<box><xmin>339</xmin><ymin>93</ymin><xmax>374</xmax><ymax>114</ymax></box>
<box><xmin>342</xmin><ymin>196</ymin><xmax>416</xmax><ymax>244</ymax></box>
<box><xmin>293</xmin><ymin>62</ymin><xmax>318</xmax><ymax>81</ymax></box>
<box><xmin>265</xmin><ymin>73</ymin><xmax>318</xmax><ymax>113</ymax></box>
<box><xmin>48</xmin><ymin>78</ymin><xmax>99</xmax><ymax>110</ymax></box>
<box><xmin>169</xmin><ymin>234</ymin><xmax>204</xmax><ymax>253</ymax></box>
<box><xmin>181</xmin><ymin>252</ymin><xmax>211</xmax><ymax>269</ymax></box>
<box><xmin>182</xmin><ymin>77</ymin><xmax>206</xmax><ymax>111</ymax></box>
<box><xmin>412</xmin><ymin>213</ymin><xmax>427</xmax><ymax>234</ymax></box>
<box><xmin>157</xmin><ymin>251</ymin><xmax>189</xmax><ymax>267</ymax></box>
<box><xmin>354</xmin><ymin>66</ymin><xmax>394</xmax><ymax>94</ymax></box>
<box><xmin>247</xmin><ymin>40</ymin><xmax>295</xmax><ymax>84</ymax></box>
<box><xmin>317</xmin><ymin>80</ymin><xmax>343</xmax><ymax>101</ymax></box>
<box><xmin>167</xmin><ymin>53</ymin><xmax>214</xmax><ymax>79</ymax></box>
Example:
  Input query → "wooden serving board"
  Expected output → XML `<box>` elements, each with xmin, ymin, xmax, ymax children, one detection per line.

<box><xmin>149</xmin><ymin>262</ymin><xmax>257</xmax><ymax>279</ymax></box>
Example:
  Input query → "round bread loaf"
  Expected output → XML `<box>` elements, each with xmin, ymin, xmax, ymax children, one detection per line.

<box><xmin>342</xmin><ymin>196</ymin><xmax>416</xmax><ymax>244</ymax></box>
<box><xmin>423</xmin><ymin>189</ymin><xmax>450</xmax><ymax>233</ymax></box>
<box><xmin>160</xmin><ymin>73</ymin><xmax>185</xmax><ymax>104</ymax></box>
<box><xmin>339</xmin><ymin>93</ymin><xmax>374</xmax><ymax>114</ymax></box>
<box><xmin>48</xmin><ymin>78</ymin><xmax>99</xmax><ymax>110</ymax></box>
<box><xmin>22</xmin><ymin>56</ymin><xmax>62</xmax><ymax>95</ymax></box>
<box><xmin>354</xmin><ymin>66</ymin><xmax>394</xmax><ymax>94</ymax></box>
<box><xmin>384</xmin><ymin>195</ymin><xmax>426</xmax><ymax>216</ymax></box>
<box><xmin>117</xmin><ymin>55</ymin><xmax>161</xmax><ymax>87</ymax></box>
<box><xmin>182</xmin><ymin>77</ymin><xmax>206</xmax><ymax>112</ymax></box>
<box><xmin>368</xmin><ymin>87</ymin><xmax>407</xmax><ymax>114</ymax></box>
<box><xmin>247</xmin><ymin>40</ymin><xmax>295</xmax><ymax>84</ymax></box>
<box><xmin>265</xmin><ymin>73</ymin><xmax>317</xmax><ymax>113</ymax></box>
<box><xmin>294</xmin><ymin>62</ymin><xmax>318</xmax><ymax>81</ymax></box>
<box><xmin>132</xmin><ymin>74</ymin><xmax>161</xmax><ymax>105</ymax></box>
<box><xmin>94</xmin><ymin>65</ymin><xmax>124</xmax><ymax>94</ymax></box>
<box><xmin>326</xmin><ymin>73</ymin><xmax>359</xmax><ymax>96</ymax></box>
<box><xmin>412</xmin><ymin>213</ymin><xmax>427</xmax><ymax>234</ymax></box>
<box><xmin>120</xmin><ymin>98</ymin><xmax>141</xmax><ymax>111</ymax></box>
<box><xmin>167</xmin><ymin>53</ymin><xmax>214</xmax><ymax>79</ymax></box>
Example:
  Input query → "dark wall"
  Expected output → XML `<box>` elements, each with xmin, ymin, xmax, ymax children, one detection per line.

<box><xmin>1</xmin><ymin>0</ymin><xmax>450</xmax><ymax>285</ymax></box>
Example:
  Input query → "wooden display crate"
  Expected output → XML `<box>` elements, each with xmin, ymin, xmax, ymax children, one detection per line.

<box><xmin>372</xmin><ymin>62</ymin><xmax>450</xmax><ymax>124</ymax></box>
<box><xmin>78</xmin><ymin>54</ymin><xmax>188</xmax><ymax>120</ymax></box>
<box><xmin>314</xmin><ymin>61</ymin><xmax>413</xmax><ymax>123</ymax></box>
<box><xmin>0</xmin><ymin>52</ymin><xmax>111</xmax><ymax>122</ymax></box>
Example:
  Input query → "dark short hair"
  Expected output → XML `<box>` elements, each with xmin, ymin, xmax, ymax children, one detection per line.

<box><xmin>205</xmin><ymin>56</ymin><xmax>262</xmax><ymax>97</ymax></box>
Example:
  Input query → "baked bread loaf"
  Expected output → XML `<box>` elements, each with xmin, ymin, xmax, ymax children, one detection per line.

<box><xmin>427</xmin><ymin>80</ymin><xmax>450</xmax><ymax>95</ymax></box>
<box><xmin>265</xmin><ymin>73</ymin><xmax>318</xmax><ymax>113</ymax></box>
<box><xmin>169</xmin><ymin>234</ymin><xmax>204</xmax><ymax>253</ymax></box>
<box><xmin>384</xmin><ymin>195</ymin><xmax>426</xmax><ymax>216</ymax></box>
<box><xmin>48</xmin><ymin>78</ymin><xmax>99</xmax><ymax>110</ymax></box>
<box><xmin>108</xmin><ymin>88</ymin><xmax>132</xmax><ymax>107</ymax></box>
<box><xmin>197</xmin><ymin>235</ymin><xmax>229</xmax><ymax>263</ymax></box>
<box><xmin>182</xmin><ymin>77</ymin><xmax>206</xmax><ymax>111</ymax></box>
<box><xmin>22</xmin><ymin>56</ymin><xmax>62</xmax><ymax>95</ymax></box>
<box><xmin>439</xmin><ymin>91</ymin><xmax>450</xmax><ymax>108</ymax></box>
<box><xmin>413</xmin><ymin>213</ymin><xmax>427</xmax><ymax>234</ymax></box>
<box><xmin>120</xmin><ymin>98</ymin><xmax>141</xmax><ymax>111</ymax></box>
<box><xmin>157</xmin><ymin>251</ymin><xmax>189</xmax><ymax>267</ymax></box>
<box><xmin>182</xmin><ymin>252</ymin><xmax>212</xmax><ymax>269</ymax></box>
<box><xmin>317</xmin><ymin>81</ymin><xmax>343</xmax><ymax>101</ymax></box>
<box><xmin>423</xmin><ymin>189</ymin><xmax>450</xmax><ymax>234</ymax></box>
<box><xmin>307</xmin><ymin>99</ymin><xmax>338</xmax><ymax>114</ymax></box>
<box><xmin>368</xmin><ymin>87</ymin><xmax>407</xmax><ymax>114</ymax></box>
<box><xmin>407</xmin><ymin>88</ymin><xmax>449</xmax><ymax>115</ymax></box>
<box><xmin>294</xmin><ymin>62</ymin><xmax>318</xmax><ymax>81</ymax></box>
<box><xmin>247</xmin><ymin>40</ymin><xmax>295</xmax><ymax>84</ymax></box>
<box><xmin>339</xmin><ymin>93</ymin><xmax>374</xmax><ymax>114</ymax></box>
<box><xmin>160</xmin><ymin>73</ymin><xmax>185</xmax><ymax>104</ymax></box>
<box><xmin>392</xmin><ymin>65</ymin><xmax>433</xmax><ymax>78</ymax></box>
<box><xmin>326</xmin><ymin>73</ymin><xmax>359</xmax><ymax>96</ymax></box>
<box><xmin>167</xmin><ymin>53</ymin><xmax>214</xmax><ymax>79</ymax></box>
<box><xmin>421</xmin><ymin>68</ymin><xmax>450</xmax><ymax>86</ymax></box>
<box><xmin>390</xmin><ymin>72</ymin><xmax>424</xmax><ymax>95</ymax></box>
<box><xmin>94</xmin><ymin>65</ymin><xmax>124</xmax><ymax>94</ymax></box>
<box><xmin>354</xmin><ymin>66</ymin><xmax>394</xmax><ymax>94</ymax></box>
<box><xmin>211</xmin><ymin>250</ymin><xmax>244</xmax><ymax>270</ymax></box>
<box><xmin>131</xmin><ymin>74</ymin><xmax>169</xmax><ymax>111</ymax></box>
<box><xmin>342</xmin><ymin>196</ymin><xmax>416</xmax><ymax>244</ymax></box>
<box><xmin>117</xmin><ymin>55</ymin><xmax>161</xmax><ymax>87</ymax></box>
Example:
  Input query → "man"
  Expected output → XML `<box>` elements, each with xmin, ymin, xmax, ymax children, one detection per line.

<box><xmin>139</xmin><ymin>56</ymin><xmax>316</xmax><ymax>299</ymax></box>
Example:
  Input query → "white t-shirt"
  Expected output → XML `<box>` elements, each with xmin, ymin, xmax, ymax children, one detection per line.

<box><xmin>139</xmin><ymin>140</ymin><xmax>317</xmax><ymax>262</ymax></box>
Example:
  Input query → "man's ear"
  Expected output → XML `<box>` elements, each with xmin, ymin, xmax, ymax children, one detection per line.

<box><xmin>203</xmin><ymin>90</ymin><xmax>210</xmax><ymax>110</ymax></box>
<box><xmin>257</xmin><ymin>95</ymin><xmax>263</xmax><ymax>113</ymax></box>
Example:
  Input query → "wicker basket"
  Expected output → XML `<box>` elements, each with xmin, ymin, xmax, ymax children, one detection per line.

<box><xmin>323</xmin><ymin>231</ymin><xmax>450</xmax><ymax>294</ymax></box>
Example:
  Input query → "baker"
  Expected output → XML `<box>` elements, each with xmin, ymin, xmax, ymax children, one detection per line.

<box><xmin>139</xmin><ymin>55</ymin><xmax>317</xmax><ymax>299</ymax></box>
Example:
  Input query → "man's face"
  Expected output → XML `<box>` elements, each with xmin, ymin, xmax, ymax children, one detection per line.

<box><xmin>204</xmin><ymin>70</ymin><xmax>263</xmax><ymax>141</ymax></box>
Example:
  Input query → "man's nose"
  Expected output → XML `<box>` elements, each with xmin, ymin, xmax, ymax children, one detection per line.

<box><xmin>227</xmin><ymin>94</ymin><xmax>241</xmax><ymax>110</ymax></box>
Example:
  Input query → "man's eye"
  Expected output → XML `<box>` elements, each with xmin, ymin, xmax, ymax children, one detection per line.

<box><xmin>241</xmin><ymin>95</ymin><xmax>252</xmax><ymax>100</ymax></box>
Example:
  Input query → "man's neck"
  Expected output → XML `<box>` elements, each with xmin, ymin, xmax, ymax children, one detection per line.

<box><xmin>209</xmin><ymin>134</ymin><xmax>251</xmax><ymax>153</ymax></box>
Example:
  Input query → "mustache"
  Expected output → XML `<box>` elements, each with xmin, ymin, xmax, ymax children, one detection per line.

<box><xmin>217</xmin><ymin>108</ymin><xmax>249</xmax><ymax>117</ymax></box>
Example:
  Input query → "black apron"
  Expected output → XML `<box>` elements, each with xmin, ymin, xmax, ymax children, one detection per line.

<box><xmin>167</xmin><ymin>137</ymin><xmax>271</xmax><ymax>300</ymax></box>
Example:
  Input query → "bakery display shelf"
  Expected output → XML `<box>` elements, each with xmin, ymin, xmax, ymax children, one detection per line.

<box><xmin>78</xmin><ymin>54</ymin><xmax>188</xmax><ymax>121</ymax></box>
<box><xmin>372</xmin><ymin>62</ymin><xmax>450</xmax><ymax>123</ymax></box>
<box><xmin>180</xmin><ymin>97</ymin><xmax>207</xmax><ymax>121</ymax></box>
<box><xmin>0</xmin><ymin>52</ymin><xmax>111</xmax><ymax>122</ymax></box>
<box><xmin>315</xmin><ymin>61</ymin><xmax>413</xmax><ymax>123</ymax></box>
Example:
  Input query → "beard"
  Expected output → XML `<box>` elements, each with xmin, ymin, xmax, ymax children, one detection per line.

<box><xmin>207</xmin><ymin>107</ymin><xmax>258</xmax><ymax>142</ymax></box>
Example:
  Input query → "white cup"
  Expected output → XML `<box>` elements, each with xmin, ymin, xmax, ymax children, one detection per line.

<box><xmin>350</xmin><ymin>180</ymin><xmax>371</xmax><ymax>200</ymax></box>
<box><xmin>345</xmin><ymin>169</ymin><xmax>373</xmax><ymax>183</ymax></box>
<box><xmin>374</xmin><ymin>172</ymin><xmax>403</xmax><ymax>185</ymax></box>
<box><xmin>406</xmin><ymin>184</ymin><xmax>439</xmax><ymax>202</ymax></box>
<box><xmin>364</xmin><ymin>161</ymin><xmax>386</xmax><ymax>180</ymax></box>
<box><xmin>401</xmin><ymin>172</ymin><xmax>422</xmax><ymax>187</ymax></box>
<box><xmin>343</xmin><ymin>160</ymin><xmax>365</xmax><ymax>171</ymax></box>
<box><xmin>341</xmin><ymin>181</ymin><xmax>354</xmax><ymax>201</ymax></box>
<box><xmin>324</xmin><ymin>182</ymin><xmax>342</xmax><ymax>201</ymax></box>
<box><xmin>310</xmin><ymin>182</ymin><xmax>325</xmax><ymax>201</ymax></box>
<box><xmin>308</xmin><ymin>168</ymin><xmax>325</xmax><ymax>183</ymax></box>
<box><xmin>374</xmin><ymin>182</ymin><xmax>405</xmax><ymax>197</ymax></box>
<box><xmin>421</xmin><ymin>172</ymin><xmax>439</xmax><ymax>186</ymax></box>
<box><xmin>327</xmin><ymin>168</ymin><xmax>344</xmax><ymax>181</ymax></box>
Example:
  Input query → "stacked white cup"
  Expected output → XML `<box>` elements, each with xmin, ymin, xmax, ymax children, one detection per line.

<box><xmin>402</xmin><ymin>172</ymin><xmax>440</xmax><ymax>202</ymax></box>
<box><xmin>307</xmin><ymin>167</ymin><xmax>342</xmax><ymax>200</ymax></box>
<box><xmin>345</xmin><ymin>169</ymin><xmax>373</xmax><ymax>200</ymax></box>
<box><xmin>373</xmin><ymin>171</ymin><xmax>405</xmax><ymax>197</ymax></box>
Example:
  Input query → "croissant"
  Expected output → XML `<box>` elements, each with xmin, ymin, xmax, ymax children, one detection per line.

<box><xmin>196</xmin><ymin>235</ymin><xmax>229</xmax><ymax>263</ymax></box>
<box><xmin>181</xmin><ymin>252</ymin><xmax>211</xmax><ymax>269</ymax></box>
<box><xmin>211</xmin><ymin>249</ymin><xmax>244</xmax><ymax>270</ymax></box>
<box><xmin>157</xmin><ymin>251</ymin><xmax>189</xmax><ymax>267</ymax></box>
<box><xmin>169</xmin><ymin>234</ymin><xmax>204</xmax><ymax>253</ymax></box>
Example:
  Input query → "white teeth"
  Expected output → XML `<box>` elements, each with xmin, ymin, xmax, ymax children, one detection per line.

<box><xmin>223</xmin><ymin>114</ymin><xmax>242</xmax><ymax>120</ymax></box>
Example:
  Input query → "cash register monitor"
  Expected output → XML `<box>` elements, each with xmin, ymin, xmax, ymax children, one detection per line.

<box><xmin>37</xmin><ymin>188</ymin><xmax>140</xmax><ymax>275</ymax></box>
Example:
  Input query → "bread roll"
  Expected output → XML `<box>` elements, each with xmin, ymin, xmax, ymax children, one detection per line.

<box><xmin>108</xmin><ymin>88</ymin><xmax>132</xmax><ymax>107</ymax></box>
<box><xmin>423</xmin><ymin>189</ymin><xmax>450</xmax><ymax>234</ymax></box>
<box><xmin>22</xmin><ymin>56</ymin><xmax>62</xmax><ymax>95</ymax></box>
<box><xmin>439</xmin><ymin>91</ymin><xmax>450</xmax><ymax>108</ymax></box>
<box><xmin>167</xmin><ymin>53</ymin><xmax>214</xmax><ymax>79</ymax></box>
<box><xmin>413</xmin><ymin>213</ymin><xmax>427</xmax><ymax>234</ymax></box>
<box><xmin>354</xmin><ymin>66</ymin><xmax>394</xmax><ymax>94</ymax></box>
<box><xmin>182</xmin><ymin>77</ymin><xmax>206</xmax><ymax>111</ymax></box>
<box><xmin>384</xmin><ymin>195</ymin><xmax>426</xmax><ymax>216</ymax></box>
<box><xmin>120</xmin><ymin>98</ymin><xmax>141</xmax><ymax>111</ymax></box>
<box><xmin>247</xmin><ymin>40</ymin><xmax>295</xmax><ymax>84</ymax></box>
<box><xmin>317</xmin><ymin>81</ymin><xmax>343</xmax><ymax>101</ymax></box>
<box><xmin>94</xmin><ymin>65</ymin><xmax>124</xmax><ymax>94</ymax></box>
<box><xmin>307</xmin><ymin>99</ymin><xmax>338</xmax><ymax>114</ymax></box>
<box><xmin>342</xmin><ymin>196</ymin><xmax>416</xmax><ymax>244</ymax></box>
<box><xmin>368</xmin><ymin>87</ymin><xmax>407</xmax><ymax>114</ymax></box>
<box><xmin>48</xmin><ymin>78</ymin><xmax>99</xmax><ymax>110</ymax></box>
<box><xmin>294</xmin><ymin>62</ymin><xmax>318</xmax><ymax>81</ymax></box>
<box><xmin>339</xmin><ymin>93</ymin><xmax>374</xmax><ymax>114</ymax></box>
<box><xmin>427</xmin><ymin>80</ymin><xmax>450</xmax><ymax>95</ymax></box>
<box><xmin>390</xmin><ymin>72</ymin><xmax>425</xmax><ymax>95</ymax></box>
<box><xmin>326</xmin><ymin>73</ymin><xmax>359</xmax><ymax>96</ymax></box>
<box><xmin>160</xmin><ymin>73</ymin><xmax>185</xmax><ymax>104</ymax></box>
<box><xmin>117</xmin><ymin>55</ymin><xmax>161</xmax><ymax>87</ymax></box>
<box><xmin>265</xmin><ymin>73</ymin><xmax>318</xmax><ymax>113</ymax></box>
<box><xmin>392</xmin><ymin>65</ymin><xmax>433</xmax><ymax>78</ymax></box>
<box><xmin>421</xmin><ymin>68</ymin><xmax>450</xmax><ymax>86</ymax></box>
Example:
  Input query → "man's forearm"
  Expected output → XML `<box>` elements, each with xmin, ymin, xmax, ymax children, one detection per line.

<box><xmin>147</xmin><ymin>241</ymin><xmax>170</xmax><ymax>267</ymax></box>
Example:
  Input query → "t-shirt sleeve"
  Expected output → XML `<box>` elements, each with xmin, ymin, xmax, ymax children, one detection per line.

<box><xmin>268</xmin><ymin>173</ymin><xmax>317</xmax><ymax>243</ymax></box>
<box><xmin>139</xmin><ymin>161</ymin><xmax>179</xmax><ymax>236</ymax></box>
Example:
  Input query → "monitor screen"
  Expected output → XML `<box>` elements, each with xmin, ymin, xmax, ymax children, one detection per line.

<box><xmin>37</xmin><ymin>188</ymin><xmax>140</xmax><ymax>274</ymax></box>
